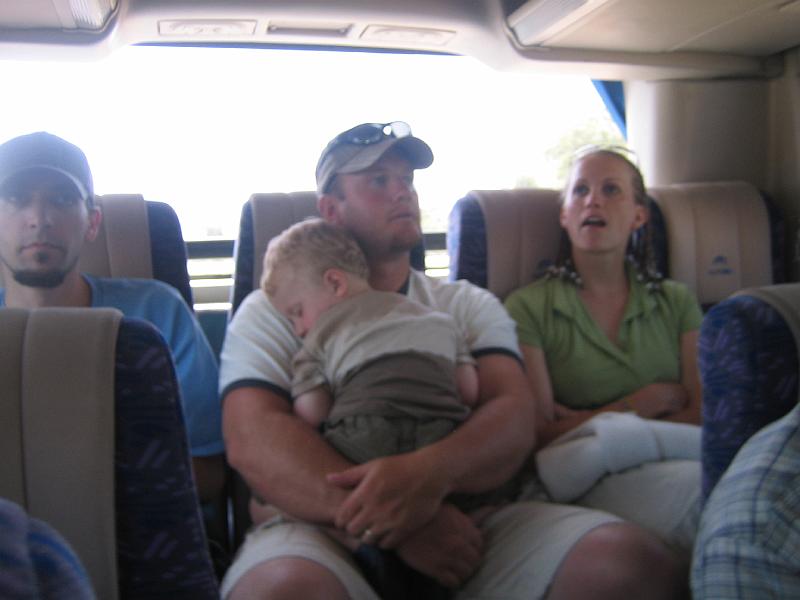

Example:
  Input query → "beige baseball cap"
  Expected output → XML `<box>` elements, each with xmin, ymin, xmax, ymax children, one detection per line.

<box><xmin>315</xmin><ymin>122</ymin><xmax>433</xmax><ymax>194</ymax></box>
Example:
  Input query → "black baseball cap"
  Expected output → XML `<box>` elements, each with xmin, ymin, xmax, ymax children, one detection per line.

<box><xmin>0</xmin><ymin>132</ymin><xmax>94</xmax><ymax>204</ymax></box>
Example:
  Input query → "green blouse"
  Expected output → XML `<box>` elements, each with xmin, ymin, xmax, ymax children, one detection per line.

<box><xmin>505</xmin><ymin>268</ymin><xmax>703</xmax><ymax>409</ymax></box>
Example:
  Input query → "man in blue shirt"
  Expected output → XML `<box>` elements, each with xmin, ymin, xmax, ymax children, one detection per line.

<box><xmin>0</xmin><ymin>131</ymin><xmax>223</xmax><ymax>503</ymax></box>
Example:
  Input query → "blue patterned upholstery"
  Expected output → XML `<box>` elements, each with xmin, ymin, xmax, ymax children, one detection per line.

<box><xmin>699</xmin><ymin>295</ymin><xmax>799</xmax><ymax>501</ymax></box>
<box><xmin>641</xmin><ymin>196</ymin><xmax>669</xmax><ymax>279</ymax></box>
<box><xmin>146</xmin><ymin>201</ymin><xmax>194</xmax><ymax>310</ymax></box>
<box><xmin>231</xmin><ymin>201</ymin><xmax>257</xmax><ymax>315</ymax></box>
<box><xmin>447</xmin><ymin>195</ymin><xmax>487</xmax><ymax>288</ymax></box>
<box><xmin>762</xmin><ymin>191</ymin><xmax>787</xmax><ymax>285</ymax></box>
<box><xmin>115</xmin><ymin>317</ymin><xmax>219</xmax><ymax>599</ymax></box>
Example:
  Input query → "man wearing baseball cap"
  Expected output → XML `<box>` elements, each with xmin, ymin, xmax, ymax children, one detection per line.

<box><xmin>0</xmin><ymin>131</ymin><xmax>225</xmax><ymax>505</ymax></box>
<box><xmin>314</xmin><ymin>121</ymin><xmax>433</xmax><ymax>195</ymax></box>
<box><xmin>220</xmin><ymin>122</ymin><xmax>683</xmax><ymax>600</ymax></box>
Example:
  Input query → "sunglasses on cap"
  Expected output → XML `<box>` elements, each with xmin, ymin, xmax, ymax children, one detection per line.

<box><xmin>332</xmin><ymin>121</ymin><xmax>413</xmax><ymax>147</ymax></box>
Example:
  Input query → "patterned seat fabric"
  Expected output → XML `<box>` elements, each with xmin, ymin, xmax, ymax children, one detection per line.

<box><xmin>638</xmin><ymin>196</ymin><xmax>669</xmax><ymax>279</ymax></box>
<box><xmin>147</xmin><ymin>201</ymin><xmax>194</xmax><ymax>309</ymax></box>
<box><xmin>699</xmin><ymin>295</ymin><xmax>799</xmax><ymax>501</ymax></box>
<box><xmin>447</xmin><ymin>195</ymin><xmax>488</xmax><ymax>289</ymax></box>
<box><xmin>230</xmin><ymin>201</ymin><xmax>258</xmax><ymax>314</ymax></box>
<box><xmin>115</xmin><ymin>318</ymin><xmax>219</xmax><ymax>599</ymax></box>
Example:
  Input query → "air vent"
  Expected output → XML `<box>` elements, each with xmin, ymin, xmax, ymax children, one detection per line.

<box><xmin>51</xmin><ymin>0</ymin><xmax>116</xmax><ymax>30</ymax></box>
<box><xmin>158</xmin><ymin>20</ymin><xmax>257</xmax><ymax>37</ymax></box>
<box><xmin>70</xmin><ymin>0</ymin><xmax>115</xmax><ymax>29</ymax></box>
<box><xmin>360</xmin><ymin>25</ymin><xmax>455</xmax><ymax>46</ymax></box>
<box><xmin>266</xmin><ymin>21</ymin><xmax>352</xmax><ymax>38</ymax></box>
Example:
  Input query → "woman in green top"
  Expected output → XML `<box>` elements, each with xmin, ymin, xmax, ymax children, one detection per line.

<box><xmin>505</xmin><ymin>147</ymin><xmax>703</xmax><ymax>449</ymax></box>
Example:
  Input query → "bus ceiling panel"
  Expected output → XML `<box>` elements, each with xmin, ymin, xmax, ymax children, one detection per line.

<box><xmin>0</xmin><ymin>0</ymin><xmax>499</xmax><ymax>60</ymax></box>
<box><xmin>508</xmin><ymin>0</ymin><xmax>800</xmax><ymax>58</ymax></box>
<box><xmin>505</xmin><ymin>46</ymin><xmax>777</xmax><ymax>81</ymax></box>
<box><xmin>0</xmin><ymin>0</ymin><xmax>793</xmax><ymax>80</ymax></box>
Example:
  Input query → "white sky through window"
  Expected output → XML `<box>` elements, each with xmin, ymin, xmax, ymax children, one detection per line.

<box><xmin>0</xmin><ymin>46</ymin><xmax>618</xmax><ymax>239</ymax></box>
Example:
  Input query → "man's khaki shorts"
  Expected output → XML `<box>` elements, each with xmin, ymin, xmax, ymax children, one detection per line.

<box><xmin>221</xmin><ymin>501</ymin><xmax>620</xmax><ymax>599</ymax></box>
<box><xmin>221</xmin><ymin>459</ymin><xmax>700</xmax><ymax>599</ymax></box>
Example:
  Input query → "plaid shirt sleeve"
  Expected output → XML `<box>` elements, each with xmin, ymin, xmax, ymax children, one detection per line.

<box><xmin>692</xmin><ymin>405</ymin><xmax>800</xmax><ymax>599</ymax></box>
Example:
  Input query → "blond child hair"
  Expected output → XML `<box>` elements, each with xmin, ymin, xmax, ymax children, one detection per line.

<box><xmin>261</xmin><ymin>217</ymin><xmax>369</xmax><ymax>297</ymax></box>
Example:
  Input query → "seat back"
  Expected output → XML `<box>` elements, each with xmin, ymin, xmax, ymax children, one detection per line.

<box><xmin>648</xmin><ymin>181</ymin><xmax>777</xmax><ymax>308</ymax></box>
<box><xmin>699</xmin><ymin>283</ymin><xmax>800</xmax><ymax>501</ymax></box>
<box><xmin>1</xmin><ymin>307</ymin><xmax>119</xmax><ymax>598</ymax></box>
<box><xmin>448</xmin><ymin>182</ymin><xmax>776</xmax><ymax>306</ymax></box>
<box><xmin>448</xmin><ymin>189</ymin><xmax>561</xmax><ymax>301</ymax></box>
<box><xmin>79</xmin><ymin>195</ymin><xmax>153</xmax><ymax>280</ymax></box>
<box><xmin>0</xmin><ymin>307</ymin><xmax>219</xmax><ymax>599</ymax></box>
<box><xmin>0</xmin><ymin>195</ymin><xmax>193</xmax><ymax>308</ymax></box>
<box><xmin>228</xmin><ymin>192</ymin><xmax>321</xmax><ymax>545</ymax></box>
<box><xmin>231</xmin><ymin>191</ymin><xmax>426</xmax><ymax>313</ymax></box>
<box><xmin>447</xmin><ymin>188</ymin><xmax>667</xmax><ymax>301</ymax></box>
<box><xmin>231</xmin><ymin>192</ymin><xmax>319</xmax><ymax>313</ymax></box>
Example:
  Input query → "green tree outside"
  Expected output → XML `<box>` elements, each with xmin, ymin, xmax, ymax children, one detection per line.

<box><xmin>544</xmin><ymin>116</ymin><xmax>626</xmax><ymax>183</ymax></box>
<box><xmin>514</xmin><ymin>116</ymin><xmax>626</xmax><ymax>189</ymax></box>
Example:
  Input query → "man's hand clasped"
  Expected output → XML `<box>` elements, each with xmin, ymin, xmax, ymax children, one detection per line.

<box><xmin>326</xmin><ymin>450</ymin><xmax>450</xmax><ymax>549</ymax></box>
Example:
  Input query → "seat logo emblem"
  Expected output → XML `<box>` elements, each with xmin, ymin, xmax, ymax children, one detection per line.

<box><xmin>708</xmin><ymin>255</ymin><xmax>733</xmax><ymax>276</ymax></box>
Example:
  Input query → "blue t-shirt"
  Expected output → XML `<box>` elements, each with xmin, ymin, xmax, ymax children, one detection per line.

<box><xmin>1</xmin><ymin>274</ymin><xmax>223</xmax><ymax>457</ymax></box>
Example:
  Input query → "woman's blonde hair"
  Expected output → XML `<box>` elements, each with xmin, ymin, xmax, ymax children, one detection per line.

<box><xmin>261</xmin><ymin>217</ymin><xmax>369</xmax><ymax>296</ymax></box>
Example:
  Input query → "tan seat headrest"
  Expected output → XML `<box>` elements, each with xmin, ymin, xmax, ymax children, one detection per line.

<box><xmin>0</xmin><ymin>194</ymin><xmax>152</xmax><ymax>288</ymax></box>
<box><xmin>0</xmin><ymin>307</ymin><xmax>121</xmax><ymax>599</ymax></box>
<box><xmin>248</xmin><ymin>192</ymin><xmax>319</xmax><ymax>288</ymax></box>
<box><xmin>649</xmin><ymin>181</ymin><xmax>772</xmax><ymax>306</ymax></box>
<box><xmin>80</xmin><ymin>194</ymin><xmax>153</xmax><ymax>279</ymax></box>
<box><xmin>469</xmin><ymin>189</ymin><xmax>562</xmax><ymax>301</ymax></box>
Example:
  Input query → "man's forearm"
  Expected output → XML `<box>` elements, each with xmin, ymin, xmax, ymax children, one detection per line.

<box><xmin>420</xmin><ymin>354</ymin><xmax>536</xmax><ymax>496</ymax></box>
<box><xmin>224</xmin><ymin>386</ymin><xmax>354</xmax><ymax>524</ymax></box>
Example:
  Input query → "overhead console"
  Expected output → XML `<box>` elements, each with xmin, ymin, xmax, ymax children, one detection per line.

<box><xmin>504</xmin><ymin>0</ymin><xmax>800</xmax><ymax>79</ymax></box>
<box><xmin>0</xmin><ymin>0</ymin><xmax>797</xmax><ymax>80</ymax></box>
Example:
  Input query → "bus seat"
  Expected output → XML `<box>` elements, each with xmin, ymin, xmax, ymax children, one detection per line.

<box><xmin>447</xmin><ymin>188</ymin><xmax>668</xmax><ymax>301</ymax></box>
<box><xmin>698</xmin><ymin>283</ymin><xmax>800</xmax><ymax>502</ymax></box>
<box><xmin>231</xmin><ymin>192</ymin><xmax>319</xmax><ymax>314</ymax></box>
<box><xmin>227</xmin><ymin>192</ymin><xmax>320</xmax><ymax>546</ymax></box>
<box><xmin>0</xmin><ymin>194</ymin><xmax>194</xmax><ymax>309</ymax></box>
<box><xmin>227</xmin><ymin>191</ymin><xmax>427</xmax><ymax>548</ymax></box>
<box><xmin>231</xmin><ymin>192</ymin><xmax>427</xmax><ymax>313</ymax></box>
<box><xmin>647</xmin><ymin>181</ymin><xmax>778</xmax><ymax>309</ymax></box>
<box><xmin>0</xmin><ymin>307</ymin><xmax>219</xmax><ymax>599</ymax></box>
<box><xmin>92</xmin><ymin>194</ymin><xmax>194</xmax><ymax>309</ymax></box>
<box><xmin>94</xmin><ymin>197</ymin><xmax>230</xmax><ymax>564</ymax></box>
<box><xmin>448</xmin><ymin>189</ymin><xmax>561</xmax><ymax>301</ymax></box>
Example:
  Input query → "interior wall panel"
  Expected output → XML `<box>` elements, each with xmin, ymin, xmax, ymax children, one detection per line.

<box><xmin>626</xmin><ymin>79</ymin><xmax>768</xmax><ymax>189</ymax></box>
<box><xmin>767</xmin><ymin>47</ymin><xmax>800</xmax><ymax>280</ymax></box>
